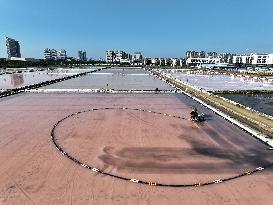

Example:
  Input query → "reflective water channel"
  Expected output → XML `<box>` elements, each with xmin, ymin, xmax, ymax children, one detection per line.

<box><xmin>220</xmin><ymin>93</ymin><xmax>273</xmax><ymax>117</ymax></box>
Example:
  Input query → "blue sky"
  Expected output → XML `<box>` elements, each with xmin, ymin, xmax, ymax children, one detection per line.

<box><xmin>1</xmin><ymin>0</ymin><xmax>273</xmax><ymax>59</ymax></box>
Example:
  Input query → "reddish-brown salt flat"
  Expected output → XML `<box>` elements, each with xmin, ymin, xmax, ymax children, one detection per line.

<box><xmin>0</xmin><ymin>93</ymin><xmax>273</xmax><ymax>205</ymax></box>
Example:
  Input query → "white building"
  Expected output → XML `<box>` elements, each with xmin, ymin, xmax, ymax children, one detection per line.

<box><xmin>233</xmin><ymin>55</ymin><xmax>253</xmax><ymax>64</ymax></box>
<box><xmin>186</xmin><ymin>51</ymin><xmax>206</xmax><ymax>58</ymax></box>
<box><xmin>115</xmin><ymin>50</ymin><xmax>127</xmax><ymax>62</ymax></box>
<box><xmin>131</xmin><ymin>52</ymin><xmax>143</xmax><ymax>65</ymax></box>
<box><xmin>44</xmin><ymin>48</ymin><xmax>57</xmax><ymax>60</ymax></box>
<box><xmin>233</xmin><ymin>53</ymin><xmax>273</xmax><ymax>67</ymax></box>
<box><xmin>218</xmin><ymin>53</ymin><xmax>235</xmax><ymax>64</ymax></box>
<box><xmin>253</xmin><ymin>54</ymin><xmax>273</xmax><ymax>66</ymax></box>
<box><xmin>132</xmin><ymin>52</ymin><xmax>143</xmax><ymax>61</ymax></box>
<box><xmin>158</xmin><ymin>58</ymin><xmax>172</xmax><ymax>66</ymax></box>
<box><xmin>186</xmin><ymin>57</ymin><xmax>221</xmax><ymax>66</ymax></box>
<box><xmin>171</xmin><ymin>58</ymin><xmax>180</xmax><ymax>67</ymax></box>
<box><xmin>58</xmin><ymin>49</ymin><xmax>67</xmax><ymax>60</ymax></box>
<box><xmin>9</xmin><ymin>57</ymin><xmax>39</xmax><ymax>62</ymax></box>
<box><xmin>179</xmin><ymin>59</ymin><xmax>185</xmax><ymax>67</ymax></box>
<box><xmin>207</xmin><ymin>52</ymin><xmax>218</xmax><ymax>58</ymax></box>
<box><xmin>143</xmin><ymin>58</ymin><xmax>152</xmax><ymax>65</ymax></box>
<box><xmin>106</xmin><ymin>50</ymin><xmax>132</xmax><ymax>63</ymax></box>
<box><xmin>106</xmin><ymin>50</ymin><xmax>115</xmax><ymax>63</ymax></box>
<box><xmin>159</xmin><ymin>58</ymin><xmax>166</xmax><ymax>66</ymax></box>
<box><xmin>119</xmin><ymin>59</ymin><xmax>131</xmax><ymax>64</ymax></box>
<box><xmin>44</xmin><ymin>48</ymin><xmax>51</xmax><ymax>60</ymax></box>
<box><xmin>267</xmin><ymin>54</ymin><xmax>273</xmax><ymax>66</ymax></box>
<box><xmin>151</xmin><ymin>58</ymin><xmax>159</xmax><ymax>65</ymax></box>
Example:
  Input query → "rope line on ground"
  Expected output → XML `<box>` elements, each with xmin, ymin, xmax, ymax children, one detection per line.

<box><xmin>51</xmin><ymin>107</ymin><xmax>273</xmax><ymax>188</ymax></box>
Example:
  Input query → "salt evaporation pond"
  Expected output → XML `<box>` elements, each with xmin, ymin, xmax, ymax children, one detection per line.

<box><xmin>0</xmin><ymin>68</ymin><xmax>97</xmax><ymax>90</ymax></box>
<box><xmin>98</xmin><ymin>68</ymin><xmax>149</xmax><ymax>74</ymax></box>
<box><xmin>42</xmin><ymin>68</ymin><xmax>174</xmax><ymax>90</ymax></box>
<box><xmin>47</xmin><ymin>67</ymin><xmax>98</xmax><ymax>74</ymax></box>
<box><xmin>221</xmin><ymin>94</ymin><xmax>273</xmax><ymax>117</ymax></box>
<box><xmin>170</xmin><ymin>71</ymin><xmax>273</xmax><ymax>91</ymax></box>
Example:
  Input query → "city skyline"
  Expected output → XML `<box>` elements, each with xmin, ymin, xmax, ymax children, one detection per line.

<box><xmin>1</xmin><ymin>0</ymin><xmax>273</xmax><ymax>59</ymax></box>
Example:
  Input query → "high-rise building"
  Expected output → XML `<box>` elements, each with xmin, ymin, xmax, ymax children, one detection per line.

<box><xmin>143</xmin><ymin>58</ymin><xmax>152</xmax><ymax>65</ymax></box>
<box><xmin>106</xmin><ymin>50</ymin><xmax>136</xmax><ymax>63</ymax></box>
<box><xmin>199</xmin><ymin>51</ymin><xmax>206</xmax><ymax>58</ymax></box>
<box><xmin>126</xmin><ymin>53</ymin><xmax>132</xmax><ymax>61</ymax></box>
<box><xmin>218</xmin><ymin>53</ymin><xmax>236</xmax><ymax>64</ymax></box>
<box><xmin>106</xmin><ymin>50</ymin><xmax>115</xmax><ymax>63</ymax></box>
<box><xmin>207</xmin><ymin>52</ymin><xmax>218</xmax><ymax>58</ymax></box>
<box><xmin>78</xmin><ymin>50</ymin><xmax>87</xmax><ymax>61</ymax></box>
<box><xmin>115</xmin><ymin>50</ymin><xmax>126</xmax><ymax>62</ymax></box>
<box><xmin>6</xmin><ymin>37</ymin><xmax>21</xmax><ymax>59</ymax></box>
<box><xmin>186</xmin><ymin>51</ymin><xmax>206</xmax><ymax>59</ymax></box>
<box><xmin>132</xmin><ymin>52</ymin><xmax>143</xmax><ymax>65</ymax></box>
<box><xmin>133</xmin><ymin>52</ymin><xmax>143</xmax><ymax>61</ymax></box>
<box><xmin>51</xmin><ymin>49</ymin><xmax>57</xmax><ymax>60</ymax></box>
<box><xmin>58</xmin><ymin>49</ymin><xmax>67</xmax><ymax>60</ymax></box>
<box><xmin>44</xmin><ymin>48</ymin><xmax>52</xmax><ymax>60</ymax></box>
<box><xmin>44</xmin><ymin>48</ymin><xmax>58</xmax><ymax>60</ymax></box>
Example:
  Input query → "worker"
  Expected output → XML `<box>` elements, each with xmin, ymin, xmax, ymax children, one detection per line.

<box><xmin>190</xmin><ymin>108</ymin><xmax>199</xmax><ymax>121</ymax></box>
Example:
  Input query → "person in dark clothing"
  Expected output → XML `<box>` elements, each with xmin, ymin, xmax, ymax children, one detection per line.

<box><xmin>190</xmin><ymin>108</ymin><xmax>199</xmax><ymax>121</ymax></box>
<box><xmin>190</xmin><ymin>108</ymin><xmax>206</xmax><ymax>122</ymax></box>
